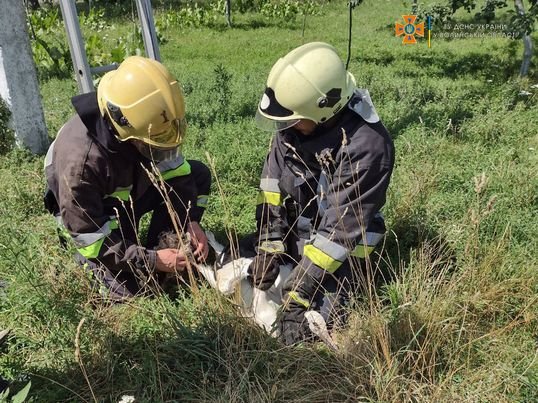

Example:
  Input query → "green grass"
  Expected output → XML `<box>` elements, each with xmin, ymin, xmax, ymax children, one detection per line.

<box><xmin>1</xmin><ymin>0</ymin><xmax>537</xmax><ymax>401</ymax></box>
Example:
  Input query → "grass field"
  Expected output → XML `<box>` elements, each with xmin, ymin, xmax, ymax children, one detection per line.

<box><xmin>0</xmin><ymin>0</ymin><xmax>537</xmax><ymax>401</ymax></box>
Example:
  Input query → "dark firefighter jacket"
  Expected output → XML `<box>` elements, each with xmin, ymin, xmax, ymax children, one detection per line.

<box><xmin>44</xmin><ymin>93</ymin><xmax>202</xmax><ymax>274</ymax></box>
<box><xmin>255</xmin><ymin>93</ymin><xmax>395</xmax><ymax>277</ymax></box>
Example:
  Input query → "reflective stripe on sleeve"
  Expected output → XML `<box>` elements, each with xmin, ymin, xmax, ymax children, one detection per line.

<box><xmin>257</xmin><ymin>178</ymin><xmax>282</xmax><ymax>206</ymax></box>
<box><xmin>74</xmin><ymin>218</ymin><xmax>118</xmax><ymax>259</ymax></box>
<box><xmin>157</xmin><ymin>154</ymin><xmax>185</xmax><ymax>172</ymax></box>
<box><xmin>161</xmin><ymin>161</ymin><xmax>192</xmax><ymax>180</ymax></box>
<box><xmin>361</xmin><ymin>231</ymin><xmax>385</xmax><ymax>246</ymax></box>
<box><xmin>350</xmin><ymin>232</ymin><xmax>385</xmax><ymax>258</ymax></box>
<box><xmin>303</xmin><ymin>245</ymin><xmax>342</xmax><ymax>274</ymax></box>
<box><xmin>303</xmin><ymin>233</ymin><xmax>348</xmax><ymax>273</ymax></box>
<box><xmin>288</xmin><ymin>291</ymin><xmax>310</xmax><ymax>308</ymax></box>
<box><xmin>78</xmin><ymin>238</ymin><xmax>107</xmax><ymax>259</ymax></box>
<box><xmin>257</xmin><ymin>190</ymin><xmax>282</xmax><ymax>206</ymax></box>
<box><xmin>196</xmin><ymin>194</ymin><xmax>209</xmax><ymax>208</ymax></box>
<box><xmin>260</xmin><ymin>178</ymin><xmax>280</xmax><ymax>193</ymax></box>
<box><xmin>105</xmin><ymin>186</ymin><xmax>132</xmax><ymax>202</ymax></box>
<box><xmin>158</xmin><ymin>155</ymin><xmax>192</xmax><ymax>180</ymax></box>
<box><xmin>258</xmin><ymin>240</ymin><xmax>285</xmax><ymax>254</ymax></box>
<box><xmin>350</xmin><ymin>245</ymin><xmax>375</xmax><ymax>258</ymax></box>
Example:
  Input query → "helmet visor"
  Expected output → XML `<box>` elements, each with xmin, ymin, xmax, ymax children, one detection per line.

<box><xmin>255</xmin><ymin>109</ymin><xmax>299</xmax><ymax>132</ymax></box>
<box><xmin>149</xmin><ymin>118</ymin><xmax>187</xmax><ymax>148</ymax></box>
<box><xmin>134</xmin><ymin>141</ymin><xmax>182</xmax><ymax>163</ymax></box>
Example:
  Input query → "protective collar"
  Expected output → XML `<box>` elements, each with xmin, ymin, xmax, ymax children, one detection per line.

<box><xmin>348</xmin><ymin>89</ymin><xmax>380</xmax><ymax>124</ymax></box>
<box><xmin>71</xmin><ymin>92</ymin><xmax>140</xmax><ymax>160</ymax></box>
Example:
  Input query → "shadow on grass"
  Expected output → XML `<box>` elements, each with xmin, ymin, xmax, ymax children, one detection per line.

<box><xmin>210</xmin><ymin>16</ymin><xmax>301</xmax><ymax>32</ymax></box>
<box><xmin>19</xmin><ymin>297</ymin><xmax>361</xmax><ymax>402</ymax></box>
<box><xmin>0</xmin><ymin>211</ymin><xmax>458</xmax><ymax>401</ymax></box>
<box><xmin>375</xmin><ymin>209</ymin><xmax>457</xmax><ymax>288</ymax></box>
<box><xmin>358</xmin><ymin>40</ymin><xmax>524</xmax><ymax>81</ymax></box>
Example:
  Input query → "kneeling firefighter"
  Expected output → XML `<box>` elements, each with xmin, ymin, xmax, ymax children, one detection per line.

<box><xmin>248</xmin><ymin>42</ymin><xmax>395</xmax><ymax>344</ymax></box>
<box><xmin>44</xmin><ymin>56</ymin><xmax>211</xmax><ymax>300</ymax></box>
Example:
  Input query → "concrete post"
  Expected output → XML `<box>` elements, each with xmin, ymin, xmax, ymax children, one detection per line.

<box><xmin>0</xmin><ymin>0</ymin><xmax>48</xmax><ymax>154</ymax></box>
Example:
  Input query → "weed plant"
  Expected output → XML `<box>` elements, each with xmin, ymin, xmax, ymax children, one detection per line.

<box><xmin>0</xmin><ymin>99</ymin><xmax>14</xmax><ymax>154</ymax></box>
<box><xmin>0</xmin><ymin>0</ymin><xmax>537</xmax><ymax>401</ymax></box>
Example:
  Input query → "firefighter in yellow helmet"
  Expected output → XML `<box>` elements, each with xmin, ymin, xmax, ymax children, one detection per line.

<box><xmin>44</xmin><ymin>56</ymin><xmax>211</xmax><ymax>300</ymax></box>
<box><xmin>249</xmin><ymin>42</ymin><xmax>395</xmax><ymax>344</ymax></box>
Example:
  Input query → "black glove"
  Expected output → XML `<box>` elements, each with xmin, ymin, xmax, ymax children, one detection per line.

<box><xmin>279</xmin><ymin>306</ymin><xmax>312</xmax><ymax>345</ymax></box>
<box><xmin>279</xmin><ymin>290</ymin><xmax>312</xmax><ymax>345</ymax></box>
<box><xmin>248</xmin><ymin>253</ymin><xmax>283</xmax><ymax>290</ymax></box>
<box><xmin>282</xmin><ymin>259</ymin><xmax>326</xmax><ymax>302</ymax></box>
<box><xmin>278</xmin><ymin>261</ymin><xmax>328</xmax><ymax>345</ymax></box>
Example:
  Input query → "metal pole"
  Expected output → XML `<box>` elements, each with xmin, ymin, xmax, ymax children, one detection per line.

<box><xmin>90</xmin><ymin>63</ymin><xmax>119</xmax><ymax>75</ymax></box>
<box><xmin>135</xmin><ymin>0</ymin><xmax>161</xmax><ymax>61</ymax></box>
<box><xmin>59</xmin><ymin>0</ymin><xmax>93</xmax><ymax>93</ymax></box>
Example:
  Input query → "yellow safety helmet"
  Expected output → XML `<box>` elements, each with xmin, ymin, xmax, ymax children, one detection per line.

<box><xmin>97</xmin><ymin>56</ymin><xmax>186</xmax><ymax>149</ymax></box>
<box><xmin>256</xmin><ymin>42</ymin><xmax>356</xmax><ymax>131</ymax></box>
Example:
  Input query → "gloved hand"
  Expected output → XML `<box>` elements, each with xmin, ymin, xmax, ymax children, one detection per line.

<box><xmin>282</xmin><ymin>259</ymin><xmax>326</xmax><ymax>304</ymax></box>
<box><xmin>278</xmin><ymin>261</ymin><xmax>326</xmax><ymax>345</ymax></box>
<box><xmin>248</xmin><ymin>253</ymin><xmax>283</xmax><ymax>290</ymax></box>
<box><xmin>279</xmin><ymin>299</ymin><xmax>312</xmax><ymax>345</ymax></box>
